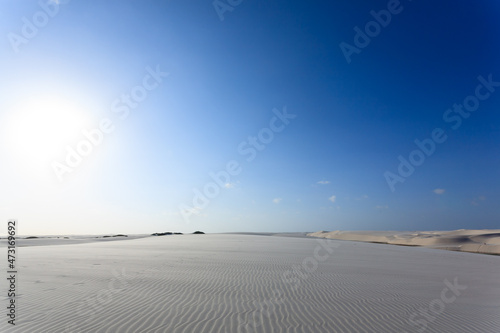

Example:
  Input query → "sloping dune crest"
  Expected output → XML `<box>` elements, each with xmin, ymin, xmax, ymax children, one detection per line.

<box><xmin>308</xmin><ymin>229</ymin><xmax>500</xmax><ymax>255</ymax></box>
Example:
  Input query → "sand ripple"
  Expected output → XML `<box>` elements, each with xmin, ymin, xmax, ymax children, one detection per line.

<box><xmin>1</xmin><ymin>234</ymin><xmax>499</xmax><ymax>332</ymax></box>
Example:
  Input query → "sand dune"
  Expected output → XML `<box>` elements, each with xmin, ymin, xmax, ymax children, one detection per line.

<box><xmin>308</xmin><ymin>229</ymin><xmax>500</xmax><ymax>255</ymax></box>
<box><xmin>0</xmin><ymin>234</ymin><xmax>151</xmax><ymax>247</ymax></box>
<box><xmin>1</xmin><ymin>234</ymin><xmax>499</xmax><ymax>332</ymax></box>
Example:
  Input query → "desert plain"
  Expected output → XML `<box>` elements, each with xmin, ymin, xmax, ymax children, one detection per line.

<box><xmin>0</xmin><ymin>231</ymin><xmax>499</xmax><ymax>332</ymax></box>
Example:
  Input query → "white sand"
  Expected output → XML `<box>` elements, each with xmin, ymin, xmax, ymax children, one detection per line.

<box><xmin>308</xmin><ymin>229</ymin><xmax>500</xmax><ymax>255</ymax></box>
<box><xmin>1</xmin><ymin>234</ymin><xmax>499</xmax><ymax>332</ymax></box>
<box><xmin>3</xmin><ymin>234</ymin><xmax>151</xmax><ymax>247</ymax></box>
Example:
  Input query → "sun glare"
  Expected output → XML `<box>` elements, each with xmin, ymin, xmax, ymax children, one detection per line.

<box><xmin>6</xmin><ymin>96</ymin><xmax>90</xmax><ymax>170</ymax></box>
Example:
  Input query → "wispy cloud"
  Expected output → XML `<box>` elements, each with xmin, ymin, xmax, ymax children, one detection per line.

<box><xmin>328</xmin><ymin>195</ymin><xmax>336</xmax><ymax>203</ymax></box>
<box><xmin>273</xmin><ymin>198</ymin><xmax>282</xmax><ymax>204</ymax></box>
<box><xmin>355</xmin><ymin>194</ymin><xmax>369</xmax><ymax>200</ymax></box>
<box><xmin>433</xmin><ymin>188</ymin><xmax>445</xmax><ymax>195</ymax></box>
<box><xmin>224</xmin><ymin>182</ymin><xmax>235</xmax><ymax>189</ymax></box>
<box><xmin>471</xmin><ymin>195</ymin><xmax>486</xmax><ymax>206</ymax></box>
<box><xmin>181</xmin><ymin>207</ymin><xmax>207</xmax><ymax>217</ymax></box>
<box><xmin>182</xmin><ymin>207</ymin><xmax>201</xmax><ymax>215</ymax></box>
<box><xmin>317</xmin><ymin>180</ymin><xmax>330</xmax><ymax>185</ymax></box>
<box><xmin>375</xmin><ymin>205</ymin><xmax>388</xmax><ymax>210</ymax></box>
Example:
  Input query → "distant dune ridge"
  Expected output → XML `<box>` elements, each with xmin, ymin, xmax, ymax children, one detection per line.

<box><xmin>308</xmin><ymin>229</ymin><xmax>500</xmax><ymax>255</ymax></box>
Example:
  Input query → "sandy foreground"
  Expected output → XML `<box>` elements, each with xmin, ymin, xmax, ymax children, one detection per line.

<box><xmin>0</xmin><ymin>234</ymin><xmax>499</xmax><ymax>332</ymax></box>
<box><xmin>308</xmin><ymin>229</ymin><xmax>500</xmax><ymax>255</ymax></box>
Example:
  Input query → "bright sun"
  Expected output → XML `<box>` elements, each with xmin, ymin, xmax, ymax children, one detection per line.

<box><xmin>6</xmin><ymin>96</ymin><xmax>90</xmax><ymax>170</ymax></box>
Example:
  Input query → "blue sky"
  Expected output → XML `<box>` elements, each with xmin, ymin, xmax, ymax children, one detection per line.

<box><xmin>0</xmin><ymin>0</ymin><xmax>499</xmax><ymax>235</ymax></box>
